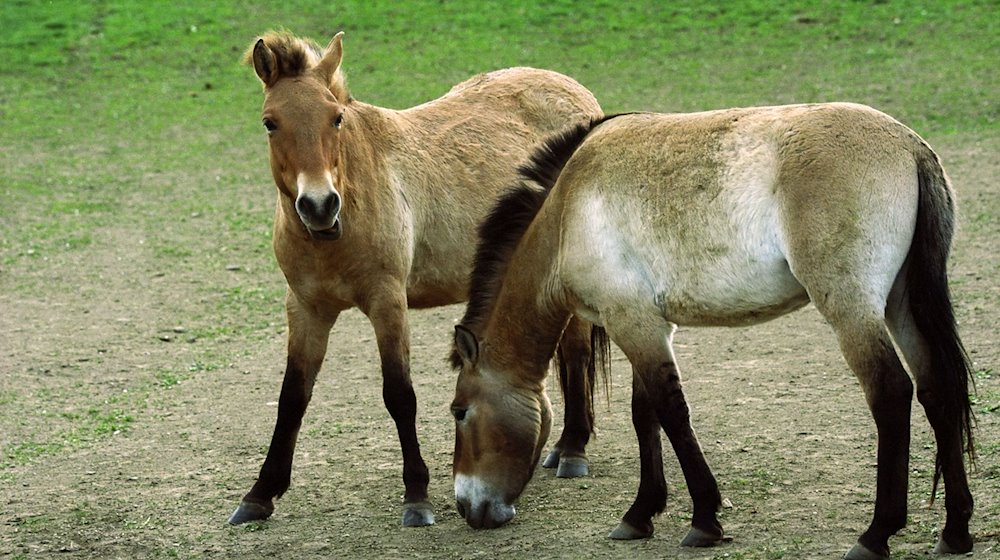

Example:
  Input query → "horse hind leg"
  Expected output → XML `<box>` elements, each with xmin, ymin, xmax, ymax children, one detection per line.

<box><xmin>885</xmin><ymin>271</ymin><xmax>974</xmax><ymax>554</ymax></box>
<box><xmin>818</xmin><ymin>303</ymin><xmax>913</xmax><ymax>560</ymax></box>
<box><xmin>543</xmin><ymin>316</ymin><xmax>596</xmax><ymax>478</ymax></box>
<box><xmin>606</xmin><ymin>317</ymin><xmax>722</xmax><ymax>546</ymax></box>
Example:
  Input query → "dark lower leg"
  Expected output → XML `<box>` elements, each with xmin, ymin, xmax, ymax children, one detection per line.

<box><xmin>552</xmin><ymin>332</ymin><xmax>594</xmax><ymax>461</ymax></box>
<box><xmin>382</xmin><ymin>359</ymin><xmax>430</xmax><ymax>506</ymax></box>
<box><xmin>857</xmin><ymin>363</ymin><xmax>913</xmax><ymax>556</ymax></box>
<box><xmin>917</xmin><ymin>389</ymin><xmax>974</xmax><ymax>552</ymax></box>
<box><xmin>620</xmin><ymin>383</ymin><xmax>667</xmax><ymax>535</ymax></box>
<box><xmin>939</xmin><ymin>454</ymin><xmax>974</xmax><ymax>552</ymax></box>
<box><xmin>241</xmin><ymin>357</ymin><xmax>316</xmax><ymax>510</ymax></box>
<box><xmin>648</xmin><ymin>363</ymin><xmax>722</xmax><ymax>538</ymax></box>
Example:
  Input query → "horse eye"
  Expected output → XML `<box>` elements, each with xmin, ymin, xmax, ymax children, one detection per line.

<box><xmin>333</xmin><ymin>114</ymin><xmax>344</xmax><ymax>129</ymax></box>
<box><xmin>451</xmin><ymin>406</ymin><xmax>467</xmax><ymax>422</ymax></box>
<box><xmin>263</xmin><ymin>119</ymin><xmax>277</xmax><ymax>133</ymax></box>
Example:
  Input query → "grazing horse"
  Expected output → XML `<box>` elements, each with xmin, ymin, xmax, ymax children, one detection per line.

<box><xmin>228</xmin><ymin>30</ymin><xmax>602</xmax><ymax>527</ymax></box>
<box><xmin>449</xmin><ymin>105</ymin><xmax>976</xmax><ymax>558</ymax></box>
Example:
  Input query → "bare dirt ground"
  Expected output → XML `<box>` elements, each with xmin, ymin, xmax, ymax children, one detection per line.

<box><xmin>1</xmin><ymin>133</ymin><xmax>997</xmax><ymax>559</ymax></box>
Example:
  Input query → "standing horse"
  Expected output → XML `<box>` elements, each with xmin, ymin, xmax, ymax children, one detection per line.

<box><xmin>449</xmin><ymin>106</ymin><xmax>976</xmax><ymax>558</ymax></box>
<box><xmin>228</xmin><ymin>30</ymin><xmax>602</xmax><ymax>527</ymax></box>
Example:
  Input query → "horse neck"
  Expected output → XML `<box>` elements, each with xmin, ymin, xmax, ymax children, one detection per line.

<box><xmin>339</xmin><ymin>101</ymin><xmax>402</xmax><ymax>192</ymax></box>
<box><xmin>481</xmin><ymin>216</ymin><xmax>570</xmax><ymax>388</ymax></box>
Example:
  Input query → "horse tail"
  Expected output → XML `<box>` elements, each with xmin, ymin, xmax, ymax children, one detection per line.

<box><xmin>590</xmin><ymin>326</ymin><xmax>612</xmax><ymax>409</ymax></box>
<box><xmin>907</xmin><ymin>144</ymin><xmax>976</xmax><ymax>498</ymax></box>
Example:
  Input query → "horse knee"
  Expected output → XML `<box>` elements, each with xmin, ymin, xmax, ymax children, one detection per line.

<box><xmin>642</xmin><ymin>363</ymin><xmax>690</xmax><ymax>421</ymax></box>
<box><xmin>381</xmin><ymin>362</ymin><xmax>418</xmax><ymax>421</ymax></box>
<box><xmin>840</xmin><ymin>332</ymin><xmax>912</xmax><ymax>414</ymax></box>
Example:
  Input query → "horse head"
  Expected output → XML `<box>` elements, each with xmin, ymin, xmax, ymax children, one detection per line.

<box><xmin>450</xmin><ymin>325</ymin><xmax>552</xmax><ymax>529</ymax></box>
<box><xmin>247</xmin><ymin>31</ymin><xmax>349</xmax><ymax>240</ymax></box>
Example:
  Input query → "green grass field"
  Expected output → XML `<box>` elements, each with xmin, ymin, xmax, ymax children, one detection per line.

<box><xmin>1</xmin><ymin>1</ymin><xmax>996</xmax><ymax>272</ymax></box>
<box><xmin>1</xmin><ymin>2</ymin><xmax>997</xmax><ymax>559</ymax></box>
<box><xmin>1</xmin><ymin>1</ymin><xmax>996</xmax><ymax>270</ymax></box>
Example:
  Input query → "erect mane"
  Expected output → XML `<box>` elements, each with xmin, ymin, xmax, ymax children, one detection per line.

<box><xmin>449</xmin><ymin>116</ymin><xmax>617</xmax><ymax>369</ymax></box>
<box><xmin>243</xmin><ymin>30</ymin><xmax>351</xmax><ymax>102</ymax></box>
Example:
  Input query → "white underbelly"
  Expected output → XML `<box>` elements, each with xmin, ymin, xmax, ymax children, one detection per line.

<box><xmin>650</xmin><ymin>253</ymin><xmax>809</xmax><ymax>326</ymax></box>
<box><xmin>560</xmin><ymin>187</ymin><xmax>809</xmax><ymax>328</ymax></box>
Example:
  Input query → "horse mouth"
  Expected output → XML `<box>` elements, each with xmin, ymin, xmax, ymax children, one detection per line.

<box><xmin>309</xmin><ymin>218</ymin><xmax>342</xmax><ymax>241</ymax></box>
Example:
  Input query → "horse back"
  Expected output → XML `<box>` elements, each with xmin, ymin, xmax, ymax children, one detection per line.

<box><xmin>382</xmin><ymin>68</ymin><xmax>600</xmax><ymax>307</ymax></box>
<box><xmin>550</xmin><ymin>103</ymin><xmax>928</xmax><ymax>327</ymax></box>
<box><xmin>433</xmin><ymin>67</ymin><xmax>601</xmax><ymax>131</ymax></box>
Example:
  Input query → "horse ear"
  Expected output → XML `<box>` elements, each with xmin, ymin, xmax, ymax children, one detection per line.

<box><xmin>251</xmin><ymin>38</ymin><xmax>279</xmax><ymax>87</ymax></box>
<box><xmin>317</xmin><ymin>31</ymin><xmax>345</xmax><ymax>86</ymax></box>
<box><xmin>454</xmin><ymin>325</ymin><xmax>480</xmax><ymax>367</ymax></box>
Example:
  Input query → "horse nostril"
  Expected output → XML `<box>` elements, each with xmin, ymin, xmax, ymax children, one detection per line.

<box><xmin>327</xmin><ymin>190</ymin><xmax>341</xmax><ymax>218</ymax></box>
<box><xmin>295</xmin><ymin>191</ymin><xmax>340</xmax><ymax>224</ymax></box>
<box><xmin>295</xmin><ymin>195</ymin><xmax>317</xmax><ymax>220</ymax></box>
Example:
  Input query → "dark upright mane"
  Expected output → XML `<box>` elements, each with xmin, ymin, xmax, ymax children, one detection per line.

<box><xmin>243</xmin><ymin>31</ymin><xmax>351</xmax><ymax>102</ymax></box>
<box><xmin>243</xmin><ymin>31</ymin><xmax>321</xmax><ymax>78</ymax></box>
<box><xmin>449</xmin><ymin>115</ymin><xmax>619</xmax><ymax>369</ymax></box>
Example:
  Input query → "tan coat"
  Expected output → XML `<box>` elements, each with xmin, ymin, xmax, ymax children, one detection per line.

<box><xmin>229</xmin><ymin>30</ymin><xmax>602</xmax><ymax>527</ymax></box>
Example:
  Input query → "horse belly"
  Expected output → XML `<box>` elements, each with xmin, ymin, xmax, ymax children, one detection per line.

<box><xmin>657</xmin><ymin>179</ymin><xmax>809</xmax><ymax>326</ymax></box>
<box><xmin>561</xmin><ymin>191</ymin><xmax>809</xmax><ymax>329</ymax></box>
<box><xmin>655</xmin><ymin>250</ymin><xmax>810</xmax><ymax>326</ymax></box>
<box><xmin>406</xmin><ymin>276</ymin><xmax>467</xmax><ymax>308</ymax></box>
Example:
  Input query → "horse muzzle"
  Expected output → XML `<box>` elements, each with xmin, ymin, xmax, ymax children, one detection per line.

<box><xmin>455</xmin><ymin>497</ymin><xmax>515</xmax><ymax>529</ymax></box>
<box><xmin>454</xmin><ymin>473</ymin><xmax>516</xmax><ymax>529</ymax></box>
<box><xmin>295</xmin><ymin>189</ymin><xmax>343</xmax><ymax>240</ymax></box>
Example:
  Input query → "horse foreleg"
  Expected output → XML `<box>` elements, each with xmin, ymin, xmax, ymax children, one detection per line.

<box><xmin>365</xmin><ymin>290</ymin><xmax>433</xmax><ymax>527</ymax></box>
<box><xmin>229</xmin><ymin>299</ymin><xmax>336</xmax><ymax>524</ymax></box>
<box><xmin>609</xmin><ymin>372</ymin><xmax>666</xmax><ymax>540</ymax></box>
<box><xmin>543</xmin><ymin>316</ymin><xmax>594</xmax><ymax>478</ymax></box>
<box><xmin>606</xmin><ymin>317</ymin><xmax>722</xmax><ymax>545</ymax></box>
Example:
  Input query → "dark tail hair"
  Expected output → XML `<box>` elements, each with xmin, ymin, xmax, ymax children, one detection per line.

<box><xmin>591</xmin><ymin>326</ymin><xmax>612</xmax><ymax>409</ymax></box>
<box><xmin>909</xmin><ymin>146</ymin><xmax>976</xmax><ymax>499</ymax></box>
<box><xmin>551</xmin><ymin>324</ymin><xmax>612</xmax><ymax>433</ymax></box>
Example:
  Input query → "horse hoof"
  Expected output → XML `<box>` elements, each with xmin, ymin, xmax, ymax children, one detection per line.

<box><xmin>556</xmin><ymin>456</ymin><xmax>589</xmax><ymax>478</ymax></box>
<box><xmin>680</xmin><ymin>526</ymin><xmax>723</xmax><ymax>547</ymax></box>
<box><xmin>608</xmin><ymin>521</ymin><xmax>652</xmax><ymax>540</ymax></box>
<box><xmin>843</xmin><ymin>543</ymin><xmax>888</xmax><ymax>560</ymax></box>
<box><xmin>542</xmin><ymin>449</ymin><xmax>560</xmax><ymax>469</ymax></box>
<box><xmin>933</xmin><ymin>536</ymin><xmax>973</xmax><ymax>555</ymax></box>
<box><xmin>227</xmin><ymin>500</ymin><xmax>274</xmax><ymax>525</ymax></box>
<box><xmin>401</xmin><ymin>501</ymin><xmax>434</xmax><ymax>527</ymax></box>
